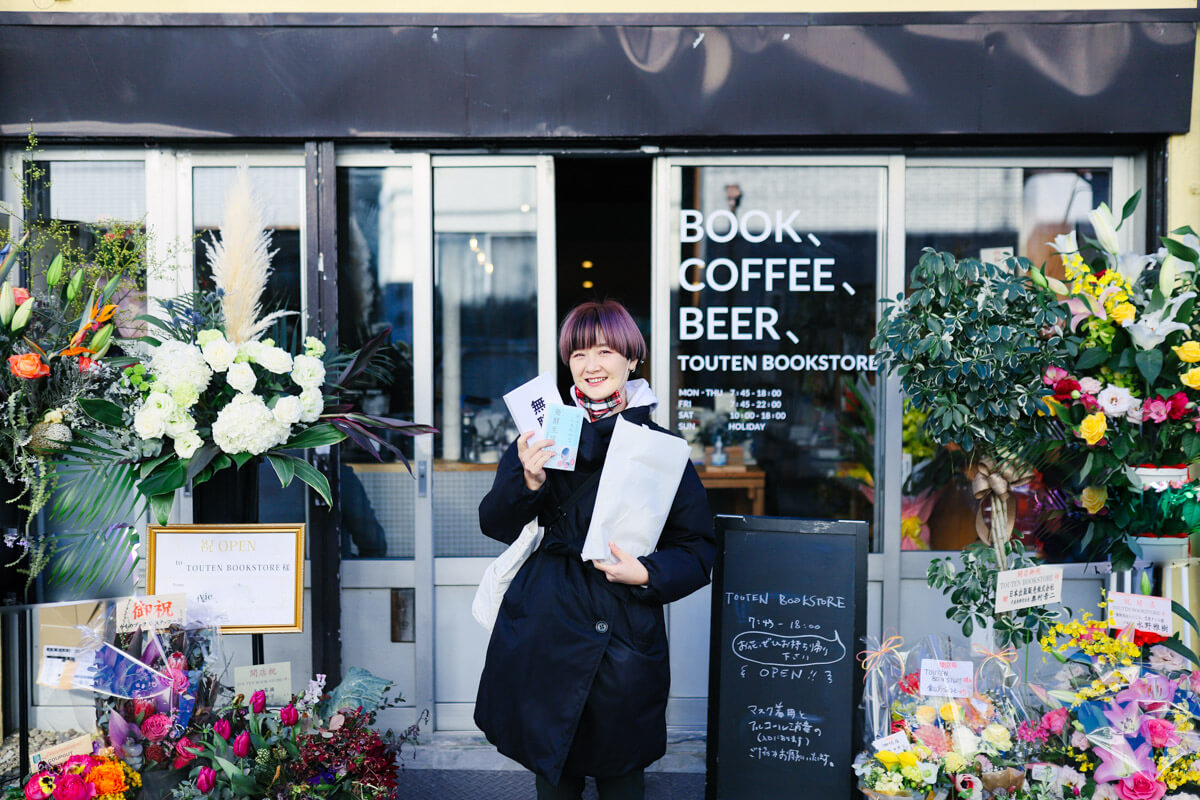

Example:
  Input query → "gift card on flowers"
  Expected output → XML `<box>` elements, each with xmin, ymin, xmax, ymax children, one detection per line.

<box><xmin>918</xmin><ymin>659</ymin><xmax>974</xmax><ymax>698</ymax></box>
<box><xmin>543</xmin><ymin>405</ymin><xmax>584</xmax><ymax>472</ymax></box>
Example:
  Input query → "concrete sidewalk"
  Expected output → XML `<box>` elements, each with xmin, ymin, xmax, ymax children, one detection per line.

<box><xmin>396</xmin><ymin>730</ymin><xmax>707</xmax><ymax>799</ymax></box>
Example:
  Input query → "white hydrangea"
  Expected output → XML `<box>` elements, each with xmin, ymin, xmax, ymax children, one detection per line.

<box><xmin>272</xmin><ymin>395</ymin><xmax>302</xmax><ymax>426</ymax></box>
<box><xmin>202</xmin><ymin>337</ymin><xmax>237</xmax><ymax>373</ymax></box>
<box><xmin>133</xmin><ymin>406</ymin><xmax>167</xmax><ymax>440</ymax></box>
<box><xmin>211</xmin><ymin>393</ymin><xmax>290</xmax><ymax>455</ymax></box>
<box><xmin>291</xmin><ymin>354</ymin><xmax>326</xmax><ymax>390</ymax></box>
<box><xmin>298</xmin><ymin>389</ymin><xmax>323</xmax><ymax>423</ymax></box>
<box><xmin>257</xmin><ymin>346</ymin><xmax>294</xmax><ymax>375</ymax></box>
<box><xmin>148</xmin><ymin>340</ymin><xmax>212</xmax><ymax>394</ymax></box>
<box><xmin>174</xmin><ymin>430</ymin><xmax>203</xmax><ymax>460</ymax></box>
<box><xmin>226</xmin><ymin>362</ymin><xmax>257</xmax><ymax>394</ymax></box>
<box><xmin>164</xmin><ymin>408</ymin><xmax>197</xmax><ymax>439</ymax></box>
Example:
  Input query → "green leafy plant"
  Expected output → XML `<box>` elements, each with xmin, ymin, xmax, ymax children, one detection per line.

<box><xmin>927</xmin><ymin>539</ymin><xmax>1067</xmax><ymax>649</ymax></box>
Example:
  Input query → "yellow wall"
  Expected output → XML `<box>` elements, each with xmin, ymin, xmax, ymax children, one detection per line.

<box><xmin>1168</xmin><ymin>37</ymin><xmax>1200</xmax><ymax>232</ymax></box>
<box><xmin>0</xmin><ymin>0</ymin><xmax>1192</xmax><ymax>12</ymax></box>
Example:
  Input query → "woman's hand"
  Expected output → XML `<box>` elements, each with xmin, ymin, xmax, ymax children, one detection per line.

<box><xmin>517</xmin><ymin>430</ymin><xmax>556</xmax><ymax>491</ymax></box>
<box><xmin>592</xmin><ymin>541</ymin><xmax>649</xmax><ymax>586</ymax></box>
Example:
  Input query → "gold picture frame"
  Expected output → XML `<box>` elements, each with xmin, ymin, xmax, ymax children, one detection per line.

<box><xmin>146</xmin><ymin>524</ymin><xmax>305</xmax><ymax>634</ymax></box>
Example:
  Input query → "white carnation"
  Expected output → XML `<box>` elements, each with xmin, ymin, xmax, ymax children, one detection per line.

<box><xmin>211</xmin><ymin>393</ymin><xmax>290</xmax><ymax>455</ymax></box>
<box><xmin>134</xmin><ymin>406</ymin><xmax>167</xmax><ymax>440</ymax></box>
<box><xmin>171</xmin><ymin>382</ymin><xmax>200</xmax><ymax>410</ymax></box>
<box><xmin>272</xmin><ymin>395</ymin><xmax>302</xmax><ymax>425</ymax></box>
<box><xmin>304</xmin><ymin>337</ymin><xmax>326</xmax><ymax>358</ymax></box>
<box><xmin>148</xmin><ymin>340</ymin><xmax>212</xmax><ymax>394</ymax></box>
<box><xmin>240</xmin><ymin>340</ymin><xmax>268</xmax><ymax>364</ymax></box>
<box><xmin>256</xmin><ymin>346</ymin><xmax>293</xmax><ymax>375</ymax></box>
<box><xmin>291</xmin><ymin>354</ymin><xmax>326</xmax><ymax>390</ymax></box>
<box><xmin>173</xmin><ymin>430</ymin><xmax>203</xmax><ymax>460</ymax></box>
<box><xmin>226</xmin><ymin>362</ymin><xmax>257</xmax><ymax>394</ymax></box>
<box><xmin>201</xmin><ymin>337</ymin><xmax>237</xmax><ymax>372</ymax></box>
<box><xmin>164</xmin><ymin>408</ymin><xmax>197</xmax><ymax>439</ymax></box>
<box><xmin>298</xmin><ymin>389</ymin><xmax>323</xmax><ymax>423</ymax></box>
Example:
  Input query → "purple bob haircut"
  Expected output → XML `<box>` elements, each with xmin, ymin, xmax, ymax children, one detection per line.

<box><xmin>558</xmin><ymin>300</ymin><xmax>647</xmax><ymax>366</ymax></box>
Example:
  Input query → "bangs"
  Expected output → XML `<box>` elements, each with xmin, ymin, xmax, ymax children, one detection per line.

<box><xmin>558</xmin><ymin>300</ymin><xmax>647</xmax><ymax>365</ymax></box>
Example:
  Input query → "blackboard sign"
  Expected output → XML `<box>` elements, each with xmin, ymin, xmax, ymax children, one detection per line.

<box><xmin>706</xmin><ymin>516</ymin><xmax>867</xmax><ymax>800</ymax></box>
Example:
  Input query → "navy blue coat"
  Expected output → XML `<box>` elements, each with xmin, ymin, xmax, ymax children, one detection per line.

<box><xmin>474</xmin><ymin>405</ymin><xmax>715</xmax><ymax>785</ymax></box>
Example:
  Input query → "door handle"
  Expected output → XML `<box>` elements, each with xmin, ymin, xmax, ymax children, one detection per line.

<box><xmin>417</xmin><ymin>459</ymin><xmax>428</xmax><ymax>498</ymax></box>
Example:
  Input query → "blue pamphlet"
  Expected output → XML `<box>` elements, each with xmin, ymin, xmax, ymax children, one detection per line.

<box><xmin>543</xmin><ymin>404</ymin><xmax>584</xmax><ymax>471</ymax></box>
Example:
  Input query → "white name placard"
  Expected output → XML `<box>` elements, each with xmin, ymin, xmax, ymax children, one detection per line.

<box><xmin>994</xmin><ymin>565</ymin><xmax>1063</xmax><ymax>613</ymax></box>
<box><xmin>147</xmin><ymin>525</ymin><xmax>305</xmax><ymax>633</ymax></box>
<box><xmin>919</xmin><ymin>659</ymin><xmax>974</xmax><ymax>698</ymax></box>
<box><xmin>872</xmin><ymin>731</ymin><xmax>911</xmax><ymax>752</ymax></box>
<box><xmin>1108</xmin><ymin>591</ymin><xmax>1173</xmax><ymax>637</ymax></box>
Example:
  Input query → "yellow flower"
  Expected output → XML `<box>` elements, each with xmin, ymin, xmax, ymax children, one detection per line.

<box><xmin>1183</xmin><ymin>367</ymin><xmax>1200</xmax><ymax>390</ymax></box>
<box><xmin>1175</xmin><ymin>341</ymin><xmax>1200</xmax><ymax>363</ymax></box>
<box><xmin>1078</xmin><ymin>412</ymin><xmax>1107</xmax><ymax>446</ymax></box>
<box><xmin>876</xmin><ymin>750</ymin><xmax>900</xmax><ymax>769</ymax></box>
<box><xmin>981</xmin><ymin>723</ymin><xmax>1012</xmax><ymax>751</ymax></box>
<box><xmin>897</xmin><ymin>751</ymin><xmax>919</xmax><ymax>769</ymax></box>
<box><xmin>1110</xmin><ymin>302</ymin><xmax>1136</xmax><ymax>325</ymax></box>
<box><xmin>944</xmin><ymin>752</ymin><xmax>966</xmax><ymax>773</ymax></box>
<box><xmin>1080</xmin><ymin>486</ymin><xmax>1108</xmax><ymax>515</ymax></box>
<box><xmin>939</xmin><ymin>702</ymin><xmax>961</xmax><ymax>723</ymax></box>
<box><xmin>915</xmin><ymin>705</ymin><xmax>937</xmax><ymax>725</ymax></box>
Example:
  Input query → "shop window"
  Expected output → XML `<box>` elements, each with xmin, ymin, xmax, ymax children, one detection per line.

<box><xmin>668</xmin><ymin>165</ymin><xmax>885</xmax><ymax>547</ymax></box>
<box><xmin>336</xmin><ymin>166</ymin><xmax>417</xmax><ymax>558</ymax></box>
<box><xmin>433</xmin><ymin>165</ymin><xmax>539</xmax><ymax>558</ymax></box>
<box><xmin>903</xmin><ymin>166</ymin><xmax>1111</xmax><ymax>555</ymax></box>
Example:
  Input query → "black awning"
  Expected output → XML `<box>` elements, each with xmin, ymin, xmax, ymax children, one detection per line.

<box><xmin>1</xmin><ymin>14</ymin><xmax>1194</xmax><ymax>140</ymax></box>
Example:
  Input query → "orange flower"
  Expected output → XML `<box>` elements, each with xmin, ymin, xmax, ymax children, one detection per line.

<box><xmin>12</xmin><ymin>288</ymin><xmax>30</xmax><ymax>306</ymax></box>
<box><xmin>8</xmin><ymin>353</ymin><xmax>49</xmax><ymax>379</ymax></box>
<box><xmin>85</xmin><ymin>761</ymin><xmax>127</xmax><ymax>796</ymax></box>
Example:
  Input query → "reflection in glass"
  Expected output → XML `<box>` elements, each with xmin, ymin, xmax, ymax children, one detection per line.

<box><xmin>192</xmin><ymin>167</ymin><xmax>304</xmax><ymax>343</ymax></box>
<box><xmin>903</xmin><ymin>167</ymin><xmax>1111</xmax><ymax>555</ymax></box>
<box><xmin>434</xmin><ymin>167</ymin><xmax>538</xmax><ymax>557</ymax></box>
<box><xmin>670</xmin><ymin>166</ymin><xmax>883</xmax><ymax>548</ymax></box>
<box><xmin>336</xmin><ymin>167</ymin><xmax>417</xmax><ymax>559</ymax></box>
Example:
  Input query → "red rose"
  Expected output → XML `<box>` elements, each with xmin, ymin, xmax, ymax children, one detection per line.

<box><xmin>8</xmin><ymin>354</ymin><xmax>49</xmax><ymax>380</ymax></box>
<box><xmin>1053</xmin><ymin>378</ymin><xmax>1082</xmax><ymax>402</ymax></box>
<box><xmin>130</xmin><ymin>699</ymin><xmax>156</xmax><ymax>723</ymax></box>
<box><xmin>172</xmin><ymin>736</ymin><xmax>201</xmax><ymax>769</ymax></box>
<box><xmin>144</xmin><ymin>744</ymin><xmax>166</xmax><ymax>764</ymax></box>
<box><xmin>140</xmin><ymin>713</ymin><xmax>172</xmax><ymax>742</ymax></box>
<box><xmin>1168</xmin><ymin>392</ymin><xmax>1190</xmax><ymax>421</ymax></box>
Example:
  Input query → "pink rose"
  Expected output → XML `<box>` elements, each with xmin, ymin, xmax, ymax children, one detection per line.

<box><xmin>232</xmin><ymin>731</ymin><xmax>252</xmax><ymax>759</ymax></box>
<box><xmin>50</xmin><ymin>774</ymin><xmax>91</xmax><ymax>800</ymax></box>
<box><xmin>172</xmin><ymin>736</ymin><xmax>200</xmax><ymax>769</ymax></box>
<box><xmin>1079</xmin><ymin>377</ymin><xmax>1103</xmax><ymax>395</ymax></box>
<box><xmin>1144</xmin><ymin>397</ymin><xmax>1170</xmax><ymax>423</ymax></box>
<box><xmin>24</xmin><ymin>773</ymin><xmax>54</xmax><ymax>800</ymax></box>
<box><xmin>212</xmin><ymin>718</ymin><xmax>231</xmax><ymax>741</ymax></box>
<box><xmin>140</xmin><ymin>713</ymin><xmax>172</xmax><ymax>742</ymax></box>
<box><xmin>196</xmin><ymin>767</ymin><xmax>217</xmax><ymax>794</ymax></box>
<box><xmin>279</xmin><ymin>704</ymin><xmax>299</xmax><ymax>726</ymax></box>
<box><xmin>1041</xmin><ymin>707</ymin><xmax>1069</xmax><ymax>735</ymax></box>
<box><xmin>1116</xmin><ymin>772</ymin><xmax>1166</xmax><ymax>800</ymax></box>
<box><xmin>1080</xmin><ymin>394</ymin><xmax>1101</xmax><ymax>412</ymax></box>
<box><xmin>1140</xmin><ymin>717</ymin><xmax>1181</xmax><ymax>748</ymax></box>
<box><xmin>249</xmin><ymin>690</ymin><xmax>266</xmax><ymax>714</ymax></box>
<box><xmin>1044</xmin><ymin>366</ymin><xmax>1070</xmax><ymax>386</ymax></box>
<box><xmin>1168</xmin><ymin>392</ymin><xmax>1190</xmax><ymax>420</ymax></box>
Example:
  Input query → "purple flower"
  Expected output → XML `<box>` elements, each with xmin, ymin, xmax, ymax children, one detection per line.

<box><xmin>1116</xmin><ymin>675</ymin><xmax>1177</xmax><ymax>713</ymax></box>
<box><xmin>1095</xmin><ymin>741</ymin><xmax>1156</xmax><ymax>784</ymax></box>
<box><xmin>279</xmin><ymin>704</ymin><xmax>299</xmax><ymax>726</ymax></box>
<box><xmin>196</xmin><ymin>766</ymin><xmax>216</xmax><ymax>794</ymax></box>
<box><xmin>212</xmin><ymin>718</ymin><xmax>231</xmax><ymax>741</ymax></box>
<box><xmin>249</xmin><ymin>690</ymin><xmax>266</xmax><ymax>714</ymax></box>
<box><xmin>232</xmin><ymin>731</ymin><xmax>252</xmax><ymax>759</ymax></box>
<box><xmin>1103</xmin><ymin>701</ymin><xmax>1143</xmax><ymax>736</ymax></box>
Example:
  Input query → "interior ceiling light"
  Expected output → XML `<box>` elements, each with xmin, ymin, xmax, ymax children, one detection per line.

<box><xmin>476</xmin><ymin>251</ymin><xmax>487</xmax><ymax>265</ymax></box>
<box><xmin>469</xmin><ymin>237</ymin><xmax>479</xmax><ymax>250</ymax></box>
<box><xmin>520</xmin><ymin>204</ymin><xmax>531</xmax><ymax>213</ymax></box>
<box><xmin>485</xmin><ymin>263</ymin><xmax>495</xmax><ymax>274</ymax></box>
<box><xmin>582</xmin><ymin>280</ymin><xmax>594</xmax><ymax>289</ymax></box>
<box><xmin>581</xmin><ymin>260</ymin><xmax>594</xmax><ymax>269</ymax></box>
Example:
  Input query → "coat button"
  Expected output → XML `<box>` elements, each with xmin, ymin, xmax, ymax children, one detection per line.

<box><xmin>595</xmin><ymin>620</ymin><xmax>609</xmax><ymax>633</ymax></box>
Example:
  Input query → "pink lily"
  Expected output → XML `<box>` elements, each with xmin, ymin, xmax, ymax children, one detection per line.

<box><xmin>1094</xmin><ymin>740</ymin><xmax>1156</xmax><ymax>783</ymax></box>
<box><xmin>1116</xmin><ymin>675</ymin><xmax>1177</xmax><ymax>713</ymax></box>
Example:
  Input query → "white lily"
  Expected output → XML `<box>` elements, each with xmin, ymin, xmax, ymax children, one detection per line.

<box><xmin>1089</xmin><ymin>202</ymin><xmax>1121</xmax><ymax>254</ymax></box>
<box><xmin>1116</xmin><ymin>251</ymin><xmax>1154</xmax><ymax>286</ymax></box>
<box><xmin>1126</xmin><ymin>290</ymin><xmax>1196</xmax><ymax>349</ymax></box>
<box><xmin>1049</xmin><ymin>230</ymin><xmax>1078</xmax><ymax>256</ymax></box>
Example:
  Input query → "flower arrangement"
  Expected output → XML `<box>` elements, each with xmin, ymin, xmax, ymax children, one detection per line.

<box><xmin>20</xmin><ymin>750</ymin><xmax>141</xmax><ymax>800</ymax></box>
<box><xmin>1029</xmin><ymin>193</ymin><xmax>1200</xmax><ymax>568</ymax></box>
<box><xmin>165</xmin><ymin>672</ymin><xmax>419</xmax><ymax>800</ymax></box>
<box><xmin>59</xmin><ymin>167</ymin><xmax>434</xmax><ymax>525</ymax></box>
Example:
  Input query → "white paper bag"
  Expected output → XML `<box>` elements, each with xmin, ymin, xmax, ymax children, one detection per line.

<box><xmin>472</xmin><ymin>520</ymin><xmax>543</xmax><ymax>632</ymax></box>
<box><xmin>581</xmin><ymin>416</ymin><xmax>691</xmax><ymax>564</ymax></box>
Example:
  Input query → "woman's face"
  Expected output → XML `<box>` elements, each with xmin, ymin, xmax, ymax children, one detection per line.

<box><xmin>569</xmin><ymin>336</ymin><xmax>637</xmax><ymax>404</ymax></box>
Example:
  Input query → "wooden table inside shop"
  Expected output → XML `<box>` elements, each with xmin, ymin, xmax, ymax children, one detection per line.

<box><xmin>356</xmin><ymin>461</ymin><xmax>767</xmax><ymax>517</ymax></box>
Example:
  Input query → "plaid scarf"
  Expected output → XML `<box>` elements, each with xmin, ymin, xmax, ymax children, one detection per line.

<box><xmin>573</xmin><ymin>386</ymin><xmax>624</xmax><ymax>422</ymax></box>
